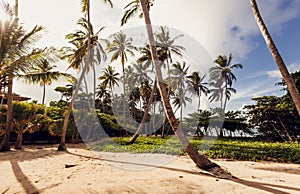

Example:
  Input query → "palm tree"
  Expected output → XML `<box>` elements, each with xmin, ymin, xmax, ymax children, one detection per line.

<box><xmin>209</xmin><ymin>54</ymin><xmax>242</xmax><ymax>138</ymax></box>
<box><xmin>106</xmin><ymin>31</ymin><xmax>137</xmax><ymax>95</ymax></box>
<box><xmin>139</xmin><ymin>0</ymin><xmax>226</xmax><ymax>174</ymax></box>
<box><xmin>167</xmin><ymin>62</ymin><xmax>190</xmax><ymax>130</ymax></box>
<box><xmin>58</xmin><ymin>15</ymin><xmax>108</xmax><ymax>151</ymax></box>
<box><xmin>187</xmin><ymin>72</ymin><xmax>209</xmax><ymax>136</ymax></box>
<box><xmin>209</xmin><ymin>54</ymin><xmax>242</xmax><ymax>111</ymax></box>
<box><xmin>0</xmin><ymin>5</ymin><xmax>47</xmax><ymax>151</ymax></box>
<box><xmin>132</xmin><ymin>62</ymin><xmax>152</xmax><ymax>85</ymax></box>
<box><xmin>250</xmin><ymin>0</ymin><xmax>300</xmax><ymax>116</ymax></box>
<box><xmin>155</xmin><ymin>26</ymin><xmax>185</xmax><ymax>77</ymax></box>
<box><xmin>121</xmin><ymin>0</ymin><xmax>154</xmax><ymax>26</ymax></box>
<box><xmin>106</xmin><ymin>31</ymin><xmax>137</xmax><ymax>131</ymax></box>
<box><xmin>172</xmin><ymin>88</ymin><xmax>192</xmax><ymax>129</ymax></box>
<box><xmin>18</xmin><ymin>59</ymin><xmax>71</xmax><ymax>104</ymax></box>
<box><xmin>167</xmin><ymin>61</ymin><xmax>190</xmax><ymax>91</ymax></box>
<box><xmin>187</xmin><ymin>72</ymin><xmax>209</xmax><ymax>113</ymax></box>
<box><xmin>98</xmin><ymin>65</ymin><xmax>120</xmax><ymax>97</ymax></box>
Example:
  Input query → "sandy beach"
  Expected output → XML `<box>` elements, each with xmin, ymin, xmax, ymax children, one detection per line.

<box><xmin>0</xmin><ymin>144</ymin><xmax>299</xmax><ymax>194</ymax></box>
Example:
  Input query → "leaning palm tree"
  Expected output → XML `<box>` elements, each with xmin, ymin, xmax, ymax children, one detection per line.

<box><xmin>58</xmin><ymin>0</ymin><xmax>112</xmax><ymax>150</ymax></box>
<box><xmin>18</xmin><ymin>59</ymin><xmax>71</xmax><ymax>104</ymax></box>
<box><xmin>250</xmin><ymin>0</ymin><xmax>300</xmax><ymax>116</ymax></box>
<box><xmin>139</xmin><ymin>0</ymin><xmax>229</xmax><ymax>175</ymax></box>
<box><xmin>0</xmin><ymin>4</ymin><xmax>48</xmax><ymax>151</ymax></box>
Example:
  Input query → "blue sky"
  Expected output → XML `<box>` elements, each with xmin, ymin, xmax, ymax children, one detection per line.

<box><xmin>1</xmin><ymin>0</ymin><xmax>300</xmax><ymax>112</ymax></box>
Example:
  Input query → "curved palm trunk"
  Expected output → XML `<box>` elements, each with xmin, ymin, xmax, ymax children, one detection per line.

<box><xmin>139</xmin><ymin>0</ymin><xmax>226</xmax><ymax>173</ymax></box>
<box><xmin>0</xmin><ymin>77</ymin><xmax>13</xmax><ymax>152</ymax></box>
<box><xmin>129</xmin><ymin>79</ymin><xmax>157</xmax><ymax>144</ymax></box>
<box><xmin>250</xmin><ymin>0</ymin><xmax>300</xmax><ymax>116</ymax></box>
<box><xmin>58</xmin><ymin>0</ymin><xmax>92</xmax><ymax>151</ymax></box>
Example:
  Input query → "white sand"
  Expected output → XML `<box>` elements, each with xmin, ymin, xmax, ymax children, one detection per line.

<box><xmin>0</xmin><ymin>144</ymin><xmax>299</xmax><ymax>194</ymax></box>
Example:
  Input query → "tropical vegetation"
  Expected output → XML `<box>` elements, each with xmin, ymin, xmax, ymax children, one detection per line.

<box><xmin>0</xmin><ymin>0</ymin><xmax>299</xmax><ymax>175</ymax></box>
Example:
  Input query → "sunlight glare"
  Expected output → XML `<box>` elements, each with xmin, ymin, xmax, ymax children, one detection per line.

<box><xmin>0</xmin><ymin>8</ymin><xmax>9</xmax><ymax>23</ymax></box>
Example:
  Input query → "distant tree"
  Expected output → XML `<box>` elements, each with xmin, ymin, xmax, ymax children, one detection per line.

<box><xmin>244</xmin><ymin>96</ymin><xmax>298</xmax><ymax>141</ymax></box>
<box><xmin>18</xmin><ymin>59</ymin><xmax>71</xmax><ymax>104</ymax></box>
<box><xmin>98</xmin><ymin>65</ymin><xmax>120</xmax><ymax>97</ymax></box>
<box><xmin>209</xmin><ymin>54</ymin><xmax>242</xmax><ymax>110</ymax></box>
<box><xmin>186</xmin><ymin>72</ymin><xmax>209</xmax><ymax>136</ymax></box>
<box><xmin>155</xmin><ymin>26</ymin><xmax>185</xmax><ymax>77</ymax></box>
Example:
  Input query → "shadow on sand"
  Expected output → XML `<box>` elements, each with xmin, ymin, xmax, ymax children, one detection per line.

<box><xmin>0</xmin><ymin>147</ymin><xmax>63</xmax><ymax>194</ymax></box>
<box><xmin>67</xmin><ymin>150</ymin><xmax>300</xmax><ymax>194</ymax></box>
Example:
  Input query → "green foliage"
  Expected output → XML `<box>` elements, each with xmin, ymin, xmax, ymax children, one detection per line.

<box><xmin>95</xmin><ymin>111</ymin><xmax>126</xmax><ymax>136</ymax></box>
<box><xmin>245</xmin><ymin>96</ymin><xmax>299</xmax><ymax>141</ymax></box>
<box><xmin>47</xmin><ymin>100</ymin><xmax>75</xmax><ymax>137</ymax></box>
<box><xmin>90</xmin><ymin>137</ymin><xmax>300</xmax><ymax>164</ymax></box>
<box><xmin>0</xmin><ymin>101</ymin><xmax>46</xmax><ymax>134</ymax></box>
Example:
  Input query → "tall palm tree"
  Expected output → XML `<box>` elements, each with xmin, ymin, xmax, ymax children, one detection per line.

<box><xmin>209</xmin><ymin>54</ymin><xmax>242</xmax><ymax>111</ymax></box>
<box><xmin>250</xmin><ymin>0</ymin><xmax>300</xmax><ymax>116</ymax></box>
<box><xmin>106</xmin><ymin>31</ymin><xmax>137</xmax><ymax>131</ymax></box>
<box><xmin>209</xmin><ymin>54</ymin><xmax>242</xmax><ymax>138</ymax></box>
<box><xmin>18</xmin><ymin>59</ymin><xmax>71</xmax><ymax>104</ymax></box>
<box><xmin>106</xmin><ymin>31</ymin><xmax>137</xmax><ymax>95</ymax></box>
<box><xmin>98</xmin><ymin>65</ymin><xmax>120</xmax><ymax>97</ymax></box>
<box><xmin>58</xmin><ymin>14</ymin><xmax>108</xmax><ymax>151</ymax></box>
<box><xmin>139</xmin><ymin>0</ymin><xmax>226</xmax><ymax>174</ymax></box>
<box><xmin>187</xmin><ymin>72</ymin><xmax>209</xmax><ymax>136</ymax></box>
<box><xmin>0</xmin><ymin>5</ymin><xmax>47</xmax><ymax>151</ymax></box>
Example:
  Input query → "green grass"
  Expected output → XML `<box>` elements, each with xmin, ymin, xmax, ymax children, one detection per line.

<box><xmin>89</xmin><ymin>137</ymin><xmax>300</xmax><ymax>164</ymax></box>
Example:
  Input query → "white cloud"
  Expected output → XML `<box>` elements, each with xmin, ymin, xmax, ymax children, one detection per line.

<box><xmin>266</xmin><ymin>63</ymin><xmax>300</xmax><ymax>79</ymax></box>
<box><xmin>151</xmin><ymin>0</ymin><xmax>300</xmax><ymax>60</ymax></box>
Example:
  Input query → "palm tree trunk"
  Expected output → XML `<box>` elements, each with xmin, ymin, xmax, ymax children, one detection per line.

<box><xmin>0</xmin><ymin>0</ymin><xmax>19</xmax><ymax>152</ymax></box>
<box><xmin>42</xmin><ymin>83</ymin><xmax>46</xmax><ymax>104</ymax></box>
<box><xmin>250</xmin><ymin>0</ymin><xmax>300</xmax><ymax>116</ymax></box>
<box><xmin>139</xmin><ymin>0</ymin><xmax>225</xmax><ymax>172</ymax></box>
<box><xmin>14</xmin><ymin>0</ymin><xmax>18</xmax><ymax>15</ymax></box>
<box><xmin>0</xmin><ymin>77</ymin><xmax>13</xmax><ymax>152</ymax></box>
<box><xmin>14</xmin><ymin>132</ymin><xmax>23</xmax><ymax>150</ymax></box>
